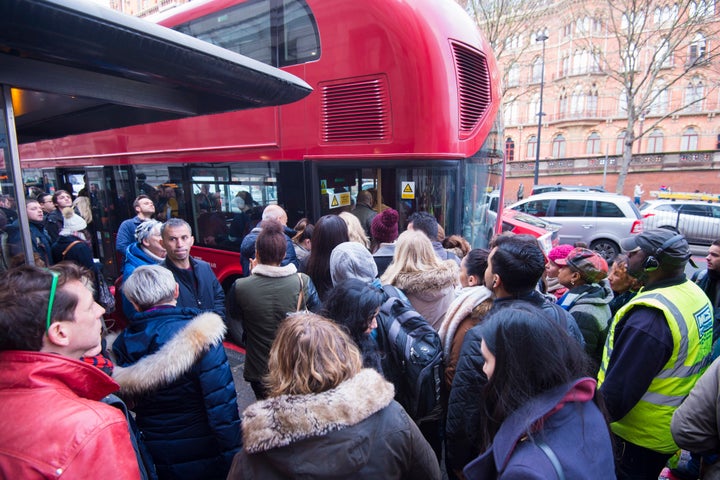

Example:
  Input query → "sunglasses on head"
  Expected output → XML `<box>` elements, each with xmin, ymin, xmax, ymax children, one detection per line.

<box><xmin>46</xmin><ymin>270</ymin><xmax>59</xmax><ymax>332</ymax></box>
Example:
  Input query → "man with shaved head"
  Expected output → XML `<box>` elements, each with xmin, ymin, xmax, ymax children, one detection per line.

<box><xmin>240</xmin><ymin>205</ymin><xmax>298</xmax><ymax>276</ymax></box>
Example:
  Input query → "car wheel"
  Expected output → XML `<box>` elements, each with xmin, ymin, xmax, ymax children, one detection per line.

<box><xmin>590</xmin><ymin>239</ymin><xmax>619</xmax><ymax>262</ymax></box>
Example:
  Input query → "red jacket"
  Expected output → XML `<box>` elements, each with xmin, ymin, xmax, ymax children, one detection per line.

<box><xmin>0</xmin><ymin>351</ymin><xmax>141</xmax><ymax>479</ymax></box>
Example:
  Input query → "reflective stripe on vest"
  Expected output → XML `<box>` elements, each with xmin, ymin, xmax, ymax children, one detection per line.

<box><xmin>597</xmin><ymin>280</ymin><xmax>713</xmax><ymax>453</ymax></box>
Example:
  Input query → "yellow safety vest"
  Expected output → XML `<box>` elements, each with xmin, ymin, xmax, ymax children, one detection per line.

<box><xmin>598</xmin><ymin>280</ymin><xmax>713</xmax><ymax>453</ymax></box>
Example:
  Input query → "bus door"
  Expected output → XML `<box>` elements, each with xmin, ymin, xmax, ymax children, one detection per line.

<box><xmin>314</xmin><ymin>163</ymin><xmax>460</xmax><ymax>236</ymax></box>
<box><xmin>316</xmin><ymin>166</ymin><xmax>387</xmax><ymax>218</ymax></box>
<box><xmin>55</xmin><ymin>167</ymin><xmax>124</xmax><ymax>276</ymax></box>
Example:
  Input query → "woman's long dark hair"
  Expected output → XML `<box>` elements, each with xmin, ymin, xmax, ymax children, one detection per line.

<box><xmin>321</xmin><ymin>278</ymin><xmax>384</xmax><ymax>372</ymax></box>
<box><xmin>305</xmin><ymin>215</ymin><xmax>349</xmax><ymax>300</ymax></box>
<box><xmin>478</xmin><ymin>302</ymin><xmax>591</xmax><ymax>449</ymax></box>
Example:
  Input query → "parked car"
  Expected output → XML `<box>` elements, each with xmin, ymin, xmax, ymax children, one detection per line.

<box><xmin>473</xmin><ymin>190</ymin><xmax>560</xmax><ymax>252</ymax></box>
<box><xmin>530</xmin><ymin>184</ymin><xmax>606</xmax><ymax>196</ymax></box>
<box><xmin>500</xmin><ymin>208</ymin><xmax>561</xmax><ymax>254</ymax></box>
<box><xmin>510</xmin><ymin>191</ymin><xmax>643</xmax><ymax>260</ymax></box>
<box><xmin>640</xmin><ymin>199</ymin><xmax>720</xmax><ymax>245</ymax></box>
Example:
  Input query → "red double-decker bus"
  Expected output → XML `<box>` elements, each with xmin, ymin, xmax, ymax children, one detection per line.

<box><xmin>17</xmin><ymin>0</ymin><xmax>501</xmax><ymax>288</ymax></box>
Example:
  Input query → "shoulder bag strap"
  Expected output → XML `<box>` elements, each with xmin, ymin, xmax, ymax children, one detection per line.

<box><xmin>536</xmin><ymin>439</ymin><xmax>566</xmax><ymax>480</ymax></box>
<box><xmin>62</xmin><ymin>240</ymin><xmax>83</xmax><ymax>259</ymax></box>
<box><xmin>296</xmin><ymin>273</ymin><xmax>305</xmax><ymax>312</ymax></box>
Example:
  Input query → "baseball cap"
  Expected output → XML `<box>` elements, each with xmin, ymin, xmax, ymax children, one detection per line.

<box><xmin>620</xmin><ymin>228</ymin><xmax>692</xmax><ymax>266</ymax></box>
<box><xmin>555</xmin><ymin>247</ymin><xmax>608</xmax><ymax>283</ymax></box>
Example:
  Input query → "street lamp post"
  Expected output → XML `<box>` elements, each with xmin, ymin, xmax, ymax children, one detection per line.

<box><xmin>533</xmin><ymin>33</ymin><xmax>549</xmax><ymax>186</ymax></box>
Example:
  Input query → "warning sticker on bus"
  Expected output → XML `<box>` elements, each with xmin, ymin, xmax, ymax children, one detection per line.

<box><xmin>329</xmin><ymin>192</ymin><xmax>351</xmax><ymax>209</ymax></box>
<box><xmin>401</xmin><ymin>181</ymin><xmax>415</xmax><ymax>199</ymax></box>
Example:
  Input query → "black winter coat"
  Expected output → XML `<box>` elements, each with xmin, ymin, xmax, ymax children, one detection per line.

<box><xmin>162</xmin><ymin>256</ymin><xmax>226</xmax><ymax>320</ymax></box>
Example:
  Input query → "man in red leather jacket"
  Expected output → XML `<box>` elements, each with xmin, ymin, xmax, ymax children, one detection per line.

<box><xmin>0</xmin><ymin>263</ymin><xmax>141</xmax><ymax>479</ymax></box>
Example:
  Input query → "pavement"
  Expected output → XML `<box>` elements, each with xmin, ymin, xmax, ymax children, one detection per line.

<box><xmin>224</xmin><ymin>345</ymin><xmax>257</xmax><ymax>414</ymax></box>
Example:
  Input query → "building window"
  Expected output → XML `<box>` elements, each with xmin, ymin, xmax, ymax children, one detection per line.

<box><xmin>587</xmin><ymin>89</ymin><xmax>598</xmax><ymax>116</ymax></box>
<box><xmin>559</xmin><ymin>89</ymin><xmax>568</xmax><ymax>116</ymax></box>
<box><xmin>655</xmin><ymin>38</ymin><xmax>673</xmax><ymax>68</ymax></box>
<box><xmin>503</xmin><ymin>100</ymin><xmax>518</xmax><ymax>125</ymax></box>
<box><xmin>507</xmin><ymin>63</ymin><xmax>520</xmax><ymax>87</ymax></box>
<box><xmin>505</xmin><ymin>137</ymin><xmax>515</xmax><ymax>162</ymax></box>
<box><xmin>688</xmin><ymin>32</ymin><xmax>707</xmax><ymax>64</ymax></box>
<box><xmin>587</xmin><ymin>132</ymin><xmax>601</xmax><ymax>154</ymax></box>
<box><xmin>685</xmin><ymin>76</ymin><xmax>704</xmax><ymax>112</ymax></box>
<box><xmin>531</xmin><ymin>57</ymin><xmax>543</xmax><ymax>83</ymax></box>
<box><xmin>616</xmin><ymin>130</ymin><xmax>627</xmax><ymax>155</ymax></box>
<box><xmin>552</xmin><ymin>134</ymin><xmax>566</xmax><ymax>158</ymax></box>
<box><xmin>619</xmin><ymin>90</ymin><xmax>628</xmax><ymax>114</ymax></box>
<box><xmin>681</xmin><ymin>127</ymin><xmax>699</xmax><ymax>151</ymax></box>
<box><xmin>647</xmin><ymin>129</ymin><xmax>664</xmax><ymax>153</ymax></box>
<box><xmin>528</xmin><ymin>95</ymin><xmax>540</xmax><ymax>123</ymax></box>
<box><xmin>649</xmin><ymin>81</ymin><xmax>669</xmax><ymax>115</ymax></box>
<box><xmin>570</xmin><ymin>85</ymin><xmax>585</xmax><ymax>115</ymax></box>
<box><xmin>690</xmin><ymin>0</ymin><xmax>716</xmax><ymax>17</ymax></box>
<box><xmin>527</xmin><ymin>136</ymin><xmax>538</xmax><ymax>158</ymax></box>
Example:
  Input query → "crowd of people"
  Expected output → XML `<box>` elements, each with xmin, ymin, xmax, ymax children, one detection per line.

<box><xmin>2</xmin><ymin>188</ymin><xmax>720</xmax><ymax>480</ymax></box>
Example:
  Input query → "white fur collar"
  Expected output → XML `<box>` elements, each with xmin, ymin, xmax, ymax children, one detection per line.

<box><xmin>109</xmin><ymin>311</ymin><xmax>225</xmax><ymax>395</ymax></box>
<box><xmin>251</xmin><ymin>263</ymin><xmax>297</xmax><ymax>278</ymax></box>
<box><xmin>242</xmin><ymin>369</ymin><xmax>394</xmax><ymax>453</ymax></box>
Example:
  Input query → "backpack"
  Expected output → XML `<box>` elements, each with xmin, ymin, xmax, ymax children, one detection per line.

<box><xmin>376</xmin><ymin>285</ymin><xmax>443</xmax><ymax>424</ymax></box>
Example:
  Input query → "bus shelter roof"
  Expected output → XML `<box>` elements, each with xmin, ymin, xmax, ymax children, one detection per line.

<box><xmin>0</xmin><ymin>0</ymin><xmax>312</xmax><ymax>143</ymax></box>
<box><xmin>0</xmin><ymin>0</ymin><xmax>312</xmax><ymax>264</ymax></box>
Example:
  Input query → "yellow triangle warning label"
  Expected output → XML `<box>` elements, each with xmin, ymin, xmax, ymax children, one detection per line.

<box><xmin>331</xmin><ymin>196</ymin><xmax>339</xmax><ymax>207</ymax></box>
<box><xmin>403</xmin><ymin>184</ymin><xmax>413</xmax><ymax>193</ymax></box>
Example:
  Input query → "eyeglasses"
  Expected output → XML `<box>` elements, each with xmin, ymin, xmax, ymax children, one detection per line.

<box><xmin>46</xmin><ymin>271</ymin><xmax>59</xmax><ymax>332</ymax></box>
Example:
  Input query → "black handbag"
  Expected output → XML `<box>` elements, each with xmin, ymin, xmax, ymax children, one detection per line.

<box><xmin>95</xmin><ymin>269</ymin><xmax>116</xmax><ymax>313</ymax></box>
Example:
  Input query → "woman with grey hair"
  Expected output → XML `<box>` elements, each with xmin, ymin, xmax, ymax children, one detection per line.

<box><xmin>119</xmin><ymin>219</ymin><xmax>167</xmax><ymax>321</ymax></box>
<box><xmin>111</xmin><ymin>265</ymin><xmax>241</xmax><ymax>480</ymax></box>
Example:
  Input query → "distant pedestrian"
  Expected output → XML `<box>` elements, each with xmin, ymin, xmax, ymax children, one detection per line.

<box><xmin>516</xmin><ymin>183</ymin><xmax>524</xmax><ymax>201</ymax></box>
<box><xmin>634</xmin><ymin>183</ymin><xmax>644</xmax><ymax>205</ymax></box>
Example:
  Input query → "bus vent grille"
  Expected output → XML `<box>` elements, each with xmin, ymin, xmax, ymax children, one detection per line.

<box><xmin>452</xmin><ymin>41</ymin><xmax>492</xmax><ymax>138</ymax></box>
<box><xmin>320</xmin><ymin>77</ymin><xmax>391</xmax><ymax>143</ymax></box>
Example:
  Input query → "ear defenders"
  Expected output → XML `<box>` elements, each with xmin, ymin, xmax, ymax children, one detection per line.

<box><xmin>642</xmin><ymin>234</ymin><xmax>685</xmax><ymax>272</ymax></box>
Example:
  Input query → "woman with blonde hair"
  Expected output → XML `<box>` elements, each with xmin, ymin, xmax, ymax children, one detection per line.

<box><xmin>227</xmin><ymin>313</ymin><xmax>440</xmax><ymax>479</ymax></box>
<box><xmin>339</xmin><ymin>211</ymin><xmax>370</xmax><ymax>249</ymax></box>
<box><xmin>381</xmin><ymin>230</ymin><xmax>458</xmax><ymax>330</ymax></box>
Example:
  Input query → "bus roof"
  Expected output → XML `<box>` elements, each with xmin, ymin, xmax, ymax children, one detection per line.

<box><xmin>0</xmin><ymin>0</ymin><xmax>312</xmax><ymax>144</ymax></box>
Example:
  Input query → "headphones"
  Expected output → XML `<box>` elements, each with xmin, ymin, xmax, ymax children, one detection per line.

<box><xmin>642</xmin><ymin>234</ymin><xmax>685</xmax><ymax>272</ymax></box>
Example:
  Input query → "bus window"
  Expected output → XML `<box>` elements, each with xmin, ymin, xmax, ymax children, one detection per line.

<box><xmin>174</xmin><ymin>0</ymin><xmax>319</xmax><ymax>68</ymax></box>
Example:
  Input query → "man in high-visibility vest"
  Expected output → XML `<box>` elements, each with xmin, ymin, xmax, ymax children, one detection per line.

<box><xmin>598</xmin><ymin>228</ymin><xmax>713</xmax><ymax>479</ymax></box>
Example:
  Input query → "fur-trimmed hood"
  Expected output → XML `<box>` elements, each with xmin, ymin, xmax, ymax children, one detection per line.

<box><xmin>109</xmin><ymin>309</ymin><xmax>226</xmax><ymax>396</ymax></box>
<box><xmin>242</xmin><ymin>369</ymin><xmax>394</xmax><ymax>454</ymax></box>
<box><xmin>392</xmin><ymin>260</ymin><xmax>458</xmax><ymax>297</ymax></box>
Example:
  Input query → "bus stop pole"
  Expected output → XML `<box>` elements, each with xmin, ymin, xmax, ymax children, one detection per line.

<box><xmin>2</xmin><ymin>85</ymin><xmax>35</xmax><ymax>265</ymax></box>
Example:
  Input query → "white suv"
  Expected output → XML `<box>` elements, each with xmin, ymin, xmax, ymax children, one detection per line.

<box><xmin>510</xmin><ymin>192</ymin><xmax>643</xmax><ymax>260</ymax></box>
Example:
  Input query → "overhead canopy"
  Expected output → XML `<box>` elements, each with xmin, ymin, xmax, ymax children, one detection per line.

<box><xmin>0</xmin><ymin>0</ymin><xmax>313</xmax><ymax>143</ymax></box>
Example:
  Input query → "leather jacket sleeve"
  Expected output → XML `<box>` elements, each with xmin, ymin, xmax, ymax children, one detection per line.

<box><xmin>302</xmin><ymin>274</ymin><xmax>322</xmax><ymax>312</ymax></box>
